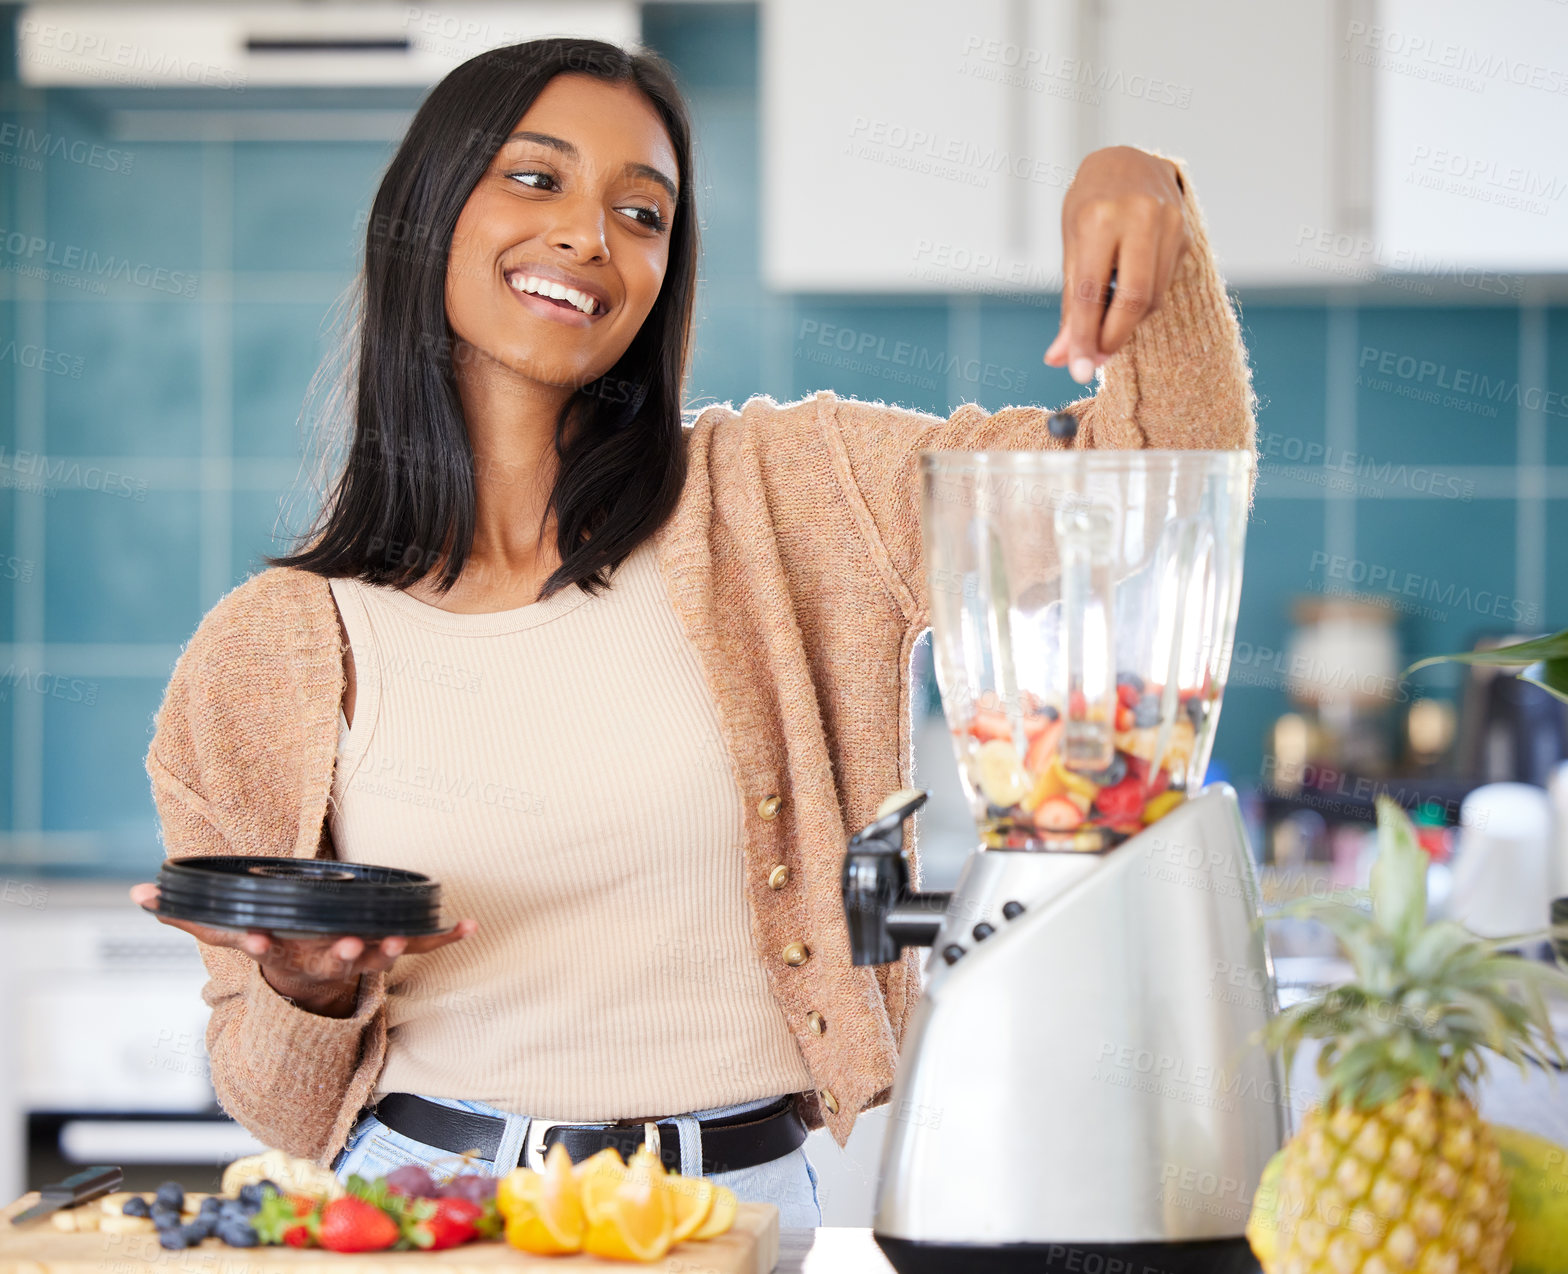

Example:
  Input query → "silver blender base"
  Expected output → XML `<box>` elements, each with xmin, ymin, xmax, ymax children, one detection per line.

<box><xmin>873</xmin><ymin>785</ymin><xmax>1284</xmax><ymax>1272</ymax></box>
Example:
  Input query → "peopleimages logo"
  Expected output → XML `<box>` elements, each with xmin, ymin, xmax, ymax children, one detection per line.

<box><xmin>1309</xmin><ymin>551</ymin><xmax>1539</xmax><ymax>626</ymax></box>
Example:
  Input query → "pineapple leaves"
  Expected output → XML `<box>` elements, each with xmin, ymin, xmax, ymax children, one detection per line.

<box><xmin>1370</xmin><ymin>798</ymin><xmax>1427</xmax><ymax>955</ymax></box>
<box><xmin>1264</xmin><ymin>796</ymin><xmax>1568</xmax><ymax>1111</ymax></box>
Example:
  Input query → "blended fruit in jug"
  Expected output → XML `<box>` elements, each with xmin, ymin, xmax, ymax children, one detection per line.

<box><xmin>956</xmin><ymin>673</ymin><xmax>1212</xmax><ymax>851</ymax></box>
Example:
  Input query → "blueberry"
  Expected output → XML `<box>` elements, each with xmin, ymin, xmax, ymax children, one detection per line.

<box><xmin>1115</xmin><ymin>672</ymin><xmax>1145</xmax><ymax>692</ymax></box>
<box><xmin>256</xmin><ymin>1179</ymin><xmax>282</xmax><ymax>1199</ymax></box>
<box><xmin>149</xmin><ymin>1204</ymin><xmax>180</xmax><ymax>1230</ymax></box>
<box><xmin>219</xmin><ymin>1198</ymin><xmax>249</xmax><ymax>1221</ymax></box>
<box><xmin>1184</xmin><ymin>696</ymin><xmax>1204</xmax><ymax>724</ymax></box>
<box><xmin>1133</xmin><ymin>695</ymin><xmax>1161</xmax><ymax>727</ymax></box>
<box><xmin>237</xmin><ymin>1183</ymin><xmax>262</xmax><ymax>1207</ymax></box>
<box><xmin>182</xmin><ymin>1222</ymin><xmax>211</xmax><ymax>1246</ymax></box>
<box><xmin>121</xmin><ymin>1196</ymin><xmax>151</xmax><ymax>1218</ymax></box>
<box><xmin>1038</xmin><ymin>704</ymin><xmax>1060</xmax><ymax>721</ymax></box>
<box><xmin>217</xmin><ymin>1220</ymin><xmax>259</xmax><ymax>1248</ymax></box>
<box><xmin>198</xmin><ymin>1196</ymin><xmax>221</xmax><ymax>1217</ymax></box>
<box><xmin>1084</xmin><ymin>752</ymin><xmax>1128</xmax><ymax>787</ymax></box>
<box><xmin>154</xmin><ymin>1182</ymin><xmax>185</xmax><ymax>1212</ymax></box>
<box><xmin>157</xmin><ymin>1227</ymin><xmax>190</xmax><ymax>1251</ymax></box>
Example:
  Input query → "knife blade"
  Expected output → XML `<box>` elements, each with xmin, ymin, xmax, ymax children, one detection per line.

<box><xmin>10</xmin><ymin>1165</ymin><xmax>122</xmax><ymax>1226</ymax></box>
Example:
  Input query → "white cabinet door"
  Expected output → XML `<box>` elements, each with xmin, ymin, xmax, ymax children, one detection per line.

<box><xmin>1372</xmin><ymin>0</ymin><xmax>1568</xmax><ymax>273</ymax></box>
<box><xmin>1091</xmin><ymin>0</ymin><xmax>1353</xmax><ymax>287</ymax></box>
<box><xmin>761</xmin><ymin>0</ymin><xmax>1077</xmax><ymax>293</ymax></box>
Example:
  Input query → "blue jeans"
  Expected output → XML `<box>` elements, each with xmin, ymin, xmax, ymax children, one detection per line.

<box><xmin>330</xmin><ymin>1093</ymin><xmax>822</xmax><ymax>1228</ymax></box>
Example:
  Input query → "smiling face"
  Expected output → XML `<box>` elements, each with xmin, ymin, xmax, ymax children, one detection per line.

<box><xmin>444</xmin><ymin>73</ymin><xmax>679</xmax><ymax>394</ymax></box>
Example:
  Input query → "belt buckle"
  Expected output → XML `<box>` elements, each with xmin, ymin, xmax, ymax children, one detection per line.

<box><xmin>521</xmin><ymin>1117</ymin><xmax>573</xmax><ymax>1172</ymax></box>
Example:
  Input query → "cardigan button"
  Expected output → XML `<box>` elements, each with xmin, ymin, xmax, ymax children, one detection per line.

<box><xmin>806</xmin><ymin>1011</ymin><xmax>826</xmax><ymax>1035</ymax></box>
<box><xmin>820</xmin><ymin>1089</ymin><xmax>839</xmax><ymax>1115</ymax></box>
<box><xmin>782</xmin><ymin>941</ymin><xmax>810</xmax><ymax>966</ymax></box>
<box><xmin>767</xmin><ymin>864</ymin><xmax>790</xmax><ymax>890</ymax></box>
<box><xmin>757</xmin><ymin>794</ymin><xmax>782</xmax><ymax>820</ymax></box>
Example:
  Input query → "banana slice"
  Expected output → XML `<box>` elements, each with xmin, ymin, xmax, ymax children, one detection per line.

<box><xmin>221</xmin><ymin>1149</ymin><xmax>341</xmax><ymax>1200</ymax></box>
<box><xmin>51</xmin><ymin>1206</ymin><xmax>101</xmax><ymax>1233</ymax></box>
<box><xmin>101</xmin><ymin>1212</ymin><xmax>157</xmax><ymax>1235</ymax></box>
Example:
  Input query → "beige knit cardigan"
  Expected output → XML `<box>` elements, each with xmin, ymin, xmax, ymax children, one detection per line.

<box><xmin>144</xmin><ymin>157</ymin><xmax>1257</xmax><ymax>1164</ymax></box>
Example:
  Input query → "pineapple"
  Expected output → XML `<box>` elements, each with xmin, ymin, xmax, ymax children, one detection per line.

<box><xmin>1261</xmin><ymin>797</ymin><xmax>1568</xmax><ymax>1274</ymax></box>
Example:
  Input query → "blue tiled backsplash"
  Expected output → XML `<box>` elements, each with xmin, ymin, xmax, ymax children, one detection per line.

<box><xmin>1</xmin><ymin>4</ymin><xmax>1565</xmax><ymax>874</ymax></box>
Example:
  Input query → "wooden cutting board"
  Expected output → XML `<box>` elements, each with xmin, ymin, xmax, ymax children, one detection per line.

<box><xmin>0</xmin><ymin>1194</ymin><xmax>779</xmax><ymax>1274</ymax></box>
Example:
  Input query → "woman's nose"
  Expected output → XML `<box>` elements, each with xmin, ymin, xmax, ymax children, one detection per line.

<box><xmin>546</xmin><ymin>196</ymin><xmax>609</xmax><ymax>263</ymax></box>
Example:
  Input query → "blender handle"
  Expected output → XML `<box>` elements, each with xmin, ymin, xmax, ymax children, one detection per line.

<box><xmin>842</xmin><ymin>789</ymin><xmax>952</xmax><ymax>965</ymax></box>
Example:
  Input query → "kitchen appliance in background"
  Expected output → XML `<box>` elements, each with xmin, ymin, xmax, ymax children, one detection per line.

<box><xmin>0</xmin><ymin>884</ymin><xmax>265</xmax><ymax>1203</ymax></box>
<box><xmin>16</xmin><ymin>3</ymin><xmax>638</xmax><ymax>88</ymax></box>
<box><xmin>1447</xmin><ymin>782</ymin><xmax>1555</xmax><ymax>942</ymax></box>
<box><xmin>1552</xmin><ymin>761</ymin><xmax>1568</xmax><ymax>898</ymax></box>
<box><xmin>1281</xmin><ymin>595</ymin><xmax>1402</xmax><ymax>776</ymax></box>
<box><xmin>842</xmin><ymin>450</ymin><xmax>1282</xmax><ymax>1272</ymax></box>
<box><xmin>1453</xmin><ymin>638</ymin><xmax>1568</xmax><ymax>788</ymax></box>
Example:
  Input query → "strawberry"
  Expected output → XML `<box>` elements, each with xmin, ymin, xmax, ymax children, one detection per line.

<box><xmin>252</xmin><ymin>1191</ymin><xmax>321</xmax><ymax>1247</ymax></box>
<box><xmin>409</xmin><ymin>1197</ymin><xmax>482</xmax><ymax>1250</ymax></box>
<box><xmin>318</xmin><ymin>1196</ymin><xmax>400</xmax><ymax>1253</ymax></box>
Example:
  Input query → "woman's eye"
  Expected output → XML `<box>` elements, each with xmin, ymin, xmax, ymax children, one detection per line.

<box><xmin>506</xmin><ymin>170</ymin><xmax>556</xmax><ymax>190</ymax></box>
<box><xmin>618</xmin><ymin>205</ymin><xmax>667</xmax><ymax>231</ymax></box>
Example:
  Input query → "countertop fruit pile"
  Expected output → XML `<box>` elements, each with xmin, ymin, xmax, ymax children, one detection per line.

<box><xmin>959</xmin><ymin>675</ymin><xmax>1205</xmax><ymax>850</ymax></box>
<box><xmin>52</xmin><ymin>1145</ymin><xmax>744</xmax><ymax>1262</ymax></box>
<box><xmin>498</xmin><ymin>1143</ymin><xmax>738</xmax><ymax>1262</ymax></box>
<box><xmin>65</xmin><ymin>1152</ymin><xmax>502</xmax><ymax>1254</ymax></box>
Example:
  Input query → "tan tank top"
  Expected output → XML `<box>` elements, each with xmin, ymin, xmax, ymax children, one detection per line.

<box><xmin>325</xmin><ymin>538</ymin><xmax>813</xmax><ymax>1120</ymax></box>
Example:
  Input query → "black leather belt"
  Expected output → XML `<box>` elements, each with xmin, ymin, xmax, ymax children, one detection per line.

<box><xmin>368</xmin><ymin>1092</ymin><xmax>807</xmax><ymax>1175</ymax></box>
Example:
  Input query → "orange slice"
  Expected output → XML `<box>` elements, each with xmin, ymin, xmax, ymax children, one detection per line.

<box><xmin>581</xmin><ymin>1168</ymin><xmax>673</xmax><ymax>1262</ymax></box>
<box><xmin>660</xmin><ymin>1173</ymin><xmax>716</xmax><ymax>1243</ymax></box>
<box><xmin>691</xmin><ymin>1185</ymin><xmax>738</xmax><ymax>1240</ymax></box>
<box><xmin>496</xmin><ymin>1166</ymin><xmax>543</xmax><ymax>1219</ymax></box>
<box><xmin>503</xmin><ymin>1143</ymin><xmax>584</xmax><ymax>1255</ymax></box>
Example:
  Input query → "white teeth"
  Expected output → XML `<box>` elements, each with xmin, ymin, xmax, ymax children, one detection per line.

<box><xmin>506</xmin><ymin>273</ymin><xmax>599</xmax><ymax>315</ymax></box>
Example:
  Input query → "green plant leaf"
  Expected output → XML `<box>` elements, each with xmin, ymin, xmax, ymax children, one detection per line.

<box><xmin>1519</xmin><ymin>656</ymin><xmax>1568</xmax><ymax>706</ymax></box>
<box><xmin>1405</xmin><ymin>628</ymin><xmax>1568</xmax><ymax>679</ymax></box>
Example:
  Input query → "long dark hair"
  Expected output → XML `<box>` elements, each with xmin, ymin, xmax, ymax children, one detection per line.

<box><xmin>270</xmin><ymin>38</ymin><xmax>697</xmax><ymax>601</ymax></box>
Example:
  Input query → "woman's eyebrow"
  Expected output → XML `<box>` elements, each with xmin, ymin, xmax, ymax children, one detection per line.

<box><xmin>503</xmin><ymin>130</ymin><xmax>678</xmax><ymax>202</ymax></box>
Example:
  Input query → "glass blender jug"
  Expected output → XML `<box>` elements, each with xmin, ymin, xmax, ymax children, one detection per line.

<box><xmin>921</xmin><ymin>449</ymin><xmax>1254</xmax><ymax>853</ymax></box>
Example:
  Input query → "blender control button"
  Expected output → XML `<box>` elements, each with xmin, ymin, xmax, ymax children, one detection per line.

<box><xmin>941</xmin><ymin>944</ymin><xmax>965</xmax><ymax>965</ymax></box>
<box><xmin>1002</xmin><ymin>900</ymin><xmax>1026</xmax><ymax>921</ymax></box>
<box><xmin>757</xmin><ymin>795</ymin><xmax>783</xmax><ymax>820</ymax></box>
<box><xmin>820</xmin><ymin>1089</ymin><xmax>839</xmax><ymax>1115</ymax></box>
<box><xmin>767</xmin><ymin>864</ymin><xmax>790</xmax><ymax>889</ymax></box>
<box><xmin>783</xmin><ymin>941</ymin><xmax>810</xmax><ymax>966</ymax></box>
<box><xmin>806</xmin><ymin>1011</ymin><xmax>826</xmax><ymax>1035</ymax></box>
<box><xmin>971</xmin><ymin>922</ymin><xmax>996</xmax><ymax>941</ymax></box>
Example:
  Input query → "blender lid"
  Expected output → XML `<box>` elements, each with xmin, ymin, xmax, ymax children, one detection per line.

<box><xmin>151</xmin><ymin>854</ymin><xmax>446</xmax><ymax>937</ymax></box>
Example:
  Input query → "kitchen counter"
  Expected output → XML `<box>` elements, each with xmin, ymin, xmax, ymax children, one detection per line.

<box><xmin>779</xmin><ymin>1228</ymin><xmax>896</xmax><ymax>1273</ymax></box>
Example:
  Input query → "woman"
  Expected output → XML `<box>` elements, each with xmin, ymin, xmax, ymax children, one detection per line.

<box><xmin>132</xmin><ymin>37</ymin><xmax>1255</xmax><ymax>1227</ymax></box>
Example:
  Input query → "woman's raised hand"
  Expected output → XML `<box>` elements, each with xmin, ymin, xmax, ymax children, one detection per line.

<box><xmin>1044</xmin><ymin>146</ymin><xmax>1191</xmax><ymax>384</ymax></box>
<box><xmin>128</xmin><ymin>882</ymin><xmax>478</xmax><ymax>1018</ymax></box>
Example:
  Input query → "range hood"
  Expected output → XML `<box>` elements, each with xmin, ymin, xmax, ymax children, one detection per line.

<box><xmin>16</xmin><ymin>2</ymin><xmax>639</xmax><ymax>88</ymax></box>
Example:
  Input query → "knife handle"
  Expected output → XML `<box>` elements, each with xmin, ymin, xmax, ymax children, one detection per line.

<box><xmin>39</xmin><ymin>1165</ymin><xmax>122</xmax><ymax>1205</ymax></box>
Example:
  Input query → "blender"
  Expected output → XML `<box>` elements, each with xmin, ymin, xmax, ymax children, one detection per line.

<box><xmin>843</xmin><ymin>449</ymin><xmax>1285</xmax><ymax>1272</ymax></box>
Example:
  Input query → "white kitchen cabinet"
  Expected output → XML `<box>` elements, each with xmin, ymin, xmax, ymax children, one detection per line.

<box><xmin>761</xmin><ymin>0</ymin><xmax>1350</xmax><ymax>291</ymax></box>
<box><xmin>761</xmin><ymin>0</ymin><xmax>1078</xmax><ymax>293</ymax></box>
<box><xmin>765</xmin><ymin>0</ymin><xmax>1568</xmax><ymax>289</ymax></box>
<box><xmin>1089</xmin><ymin>0</ymin><xmax>1363</xmax><ymax>287</ymax></box>
<box><xmin>1372</xmin><ymin>0</ymin><xmax>1568</xmax><ymax>274</ymax></box>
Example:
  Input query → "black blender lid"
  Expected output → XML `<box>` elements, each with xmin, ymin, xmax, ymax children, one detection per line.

<box><xmin>152</xmin><ymin>855</ymin><xmax>446</xmax><ymax>938</ymax></box>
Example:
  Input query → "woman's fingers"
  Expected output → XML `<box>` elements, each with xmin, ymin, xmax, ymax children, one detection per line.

<box><xmin>1054</xmin><ymin>224</ymin><xmax>1119</xmax><ymax>383</ymax></box>
<box><xmin>132</xmin><ymin>877</ymin><xmax>475</xmax><ymax>984</ymax></box>
<box><xmin>402</xmin><ymin>918</ymin><xmax>479</xmax><ymax>955</ymax></box>
<box><xmin>1096</xmin><ymin>232</ymin><xmax>1157</xmax><ymax>358</ymax></box>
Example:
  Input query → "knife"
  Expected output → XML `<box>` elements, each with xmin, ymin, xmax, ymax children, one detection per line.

<box><xmin>9</xmin><ymin>1165</ymin><xmax>123</xmax><ymax>1226</ymax></box>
